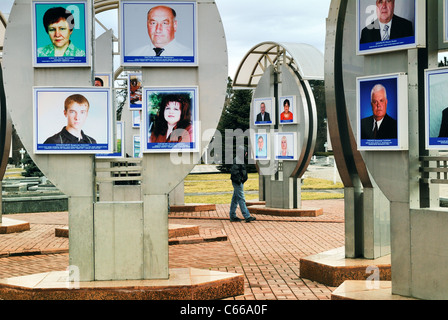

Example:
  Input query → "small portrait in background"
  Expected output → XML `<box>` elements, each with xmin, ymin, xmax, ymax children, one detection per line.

<box><xmin>254</xmin><ymin>97</ymin><xmax>275</xmax><ymax>125</ymax></box>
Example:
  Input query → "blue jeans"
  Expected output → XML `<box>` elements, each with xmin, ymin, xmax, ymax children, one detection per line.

<box><xmin>229</xmin><ymin>182</ymin><xmax>250</xmax><ymax>219</ymax></box>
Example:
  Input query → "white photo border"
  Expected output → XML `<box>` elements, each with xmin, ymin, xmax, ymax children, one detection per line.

<box><xmin>128</xmin><ymin>73</ymin><xmax>143</xmax><ymax>110</ymax></box>
<box><xmin>274</xmin><ymin>132</ymin><xmax>297</xmax><ymax>161</ymax></box>
<box><xmin>96</xmin><ymin>121</ymin><xmax>125</xmax><ymax>158</ymax></box>
<box><xmin>253</xmin><ymin>131</ymin><xmax>270</xmax><ymax>161</ymax></box>
<box><xmin>33</xmin><ymin>86</ymin><xmax>113</xmax><ymax>154</ymax></box>
<box><xmin>253</xmin><ymin>97</ymin><xmax>275</xmax><ymax>126</ymax></box>
<box><xmin>142</xmin><ymin>86</ymin><xmax>199</xmax><ymax>153</ymax></box>
<box><xmin>356</xmin><ymin>0</ymin><xmax>425</xmax><ymax>56</ymax></box>
<box><xmin>120</xmin><ymin>1</ymin><xmax>198</xmax><ymax>67</ymax></box>
<box><xmin>279</xmin><ymin>95</ymin><xmax>298</xmax><ymax>125</ymax></box>
<box><xmin>356</xmin><ymin>73</ymin><xmax>408</xmax><ymax>151</ymax></box>
<box><xmin>32</xmin><ymin>0</ymin><xmax>90</xmax><ymax>67</ymax></box>
<box><xmin>425</xmin><ymin>67</ymin><xmax>448</xmax><ymax>150</ymax></box>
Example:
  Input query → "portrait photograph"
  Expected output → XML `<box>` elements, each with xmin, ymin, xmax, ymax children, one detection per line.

<box><xmin>356</xmin><ymin>0</ymin><xmax>423</xmax><ymax>55</ymax></box>
<box><xmin>132</xmin><ymin>110</ymin><xmax>141</xmax><ymax>128</ymax></box>
<box><xmin>128</xmin><ymin>73</ymin><xmax>143</xmax><ymax>110</ymax></box>
<box><xmin>32</xmin><ymin>1</ymin><xmax>89</xmax><ymax>67</ymax></box>
<box><xmin>96</xmin><ymin>121</ymin><xmax>124</xmax><ymax>158</ymax></box>
<box><xmin>94</xmin><ymin>73</ymin><xmax>111</xmax><ymax>87</ymax></box>
<box><xmin>279</xmin><ymin>96</ymin><xmax>297</xmax><ymax>125</ymax></box>
<box><xmin>254</xmin><ymin>97</ymin><xmax>275</xmax><ymax>126</ymax></box>
<box><xmin>357</xmin><ymin>73</ymin><xmax>408</xmax><ymax>151</ymax></box>
<box><xmin>142</xmin><ymin>86</ymin><xmax>199</xmax><ymax>153</ymax></box>
<box><xmin>120</xmin><ymin>1</ymin><xmax>197</xmax><ymax>67</ymax></box>
<box><xmin>425</xmin><ymin>67</ymin><xmax>448</xmax><ymax>150</ymax></box>
<box><xmin>274</xmin><ymin>132</ymin><xmax>297</xmax><ymax>161</ymax></box>
<box><xmin>133</xmin><ymin>135</ymin><xmax>142</xmax><ymax>158</ymax></box>
<box><xmin>253</xmin><ymin>132</ymin><xmax>270</xmax><ymax>160</ymax></box>
<box><xmin>33</xmin><ymin>87</ymin><xmax>112</xmax><ymax>154</ymax></box>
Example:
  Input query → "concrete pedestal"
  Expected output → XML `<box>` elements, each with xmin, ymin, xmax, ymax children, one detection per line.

<box><xmin>248</xmin><ymin>205</ymin><xmax>323</xmax><ymax>217</ymax></box>
<box><xmin>300</xmin><ymin>247</ymin><xmax>391</xmax><ymax>287</ymax></box>
<box><xmin>0</xmin><ymin>217</ymin><xmax>30</xmax><ymax>234</ymax></box>
<box><xmin>0</xmin><ymin>268</ymin><xmax>244</xmax><ymax>300</ymax></box>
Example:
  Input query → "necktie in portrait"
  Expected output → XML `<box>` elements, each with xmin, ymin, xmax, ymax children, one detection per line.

<box><xmin>154</xmin><ymin>48</ymin><xmax>165</xmax><ymax>56</ymax></box>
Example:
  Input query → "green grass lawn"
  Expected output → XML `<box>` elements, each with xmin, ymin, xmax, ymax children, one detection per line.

<box><xmin>184</xmin><ymin>173</ymin><xmax>344</xmax><ymax>204</ymax></box>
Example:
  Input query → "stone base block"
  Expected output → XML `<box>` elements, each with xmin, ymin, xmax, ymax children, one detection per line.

<box><xmin>168</xmin><ymin>224</ymin><xmax>200</xmax><ymax>238</ymax></box>
<box><xmin>0</xmin><ymin>268</ymin><xmax>244</xmax><ymax>300</ymax></box>
<box><xmin>170</xmin><ymin>203</ymin><xmax>216</xmax><ymax>212</ymax></box>
<box><xmin>55</xmin><ymin>226</ymin><xmax>68</xmax><ymax>238</ymax></box>
<box><xmin>248</xmin><ymin>205</ymin><xmax>323</xmax><ymax>217</ymax></box>
<box><xmin>245</xmin><ymin>200</ymin><xmax>265</xmax><ymax>207</ymax></box>
<box><xmin>0</xmin><ymin>218</ymin><xmax>31</xmax><ymax>234</ymax></box>
<box><xmin>300</xmin><ymin>247</ymin><xmax>391</xmax><ymax>287</ymax></box>
<box><xmin>56</xmin><ymin>224</ymin><xmax>201</xmax><ymax>239</ymax></box>
<box><xmin>331</xmin><ymin>280</ymin><xmax>416</xmax><ymax>300</ymax></box>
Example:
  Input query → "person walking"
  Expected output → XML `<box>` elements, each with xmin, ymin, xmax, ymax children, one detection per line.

<box><xmin>229</xmin><ymin>145</ymin><xmax>256</xmax><ymax>223</ymax></box>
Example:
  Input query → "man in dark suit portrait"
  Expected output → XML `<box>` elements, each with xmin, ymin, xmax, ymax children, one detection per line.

<box><xmin>360</xmin><ymin>0</ymin><xmax>414</xmax><ymax>44</ymax></box>
<box><xmin>361</xmin><ymin>84</ymin><xmax>397</xmax><ymax>140</ymax></box>
<box><xmin>256</xmin><ymin>102</ymin><xmax>271</xmax><ymax>122</ymax></box>
<box><xmin>438</xmin><ymin>107</ymin><xmax>448</xmax><ymax>138</ymax></box>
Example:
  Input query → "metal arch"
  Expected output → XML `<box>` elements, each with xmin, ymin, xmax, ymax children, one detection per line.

<box><xmin>233</xmin><ymin>41</ymin><xmax>324</xmax><ymax>88</ymax></box>
<box><xmin>243</xmin><ymin>41</ymin><xmax>320</xmax><ymax>181</ymax></box>
<box><xmin>324</xmin><ymin>0</ymin><xmax>372</xmax><ymax>188</ymax></box>
<box><xmin>234</xmin><ymin>42</ymin><xmax>290</xmax><ymax>88</ymax></box>
<box><xmin>94</xmin><ymin>0</ymin><xmax>119</xmax><ymax>14</ymax></box>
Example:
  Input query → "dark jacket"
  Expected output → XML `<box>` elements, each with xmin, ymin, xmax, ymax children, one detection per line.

<box><xmin>230</xmin><ymin>146</ymin><xmax>248</xmax><ymax>185</ymax></box>
<box><xmin>256</xmin><ymin>112</ymin><xmax>271</xmax><ymax>122</ymax></box>
<box><xmin>360</xmin><ymin>15</ymin><xmax>414</xmax><ymax>44</ymax></box>
<box><xmin>439</xmin><ymin>107</ymin><xmax>448</xmax><ymax>138</ymax></box>
<box><xmin>44</xmin><ymin>127</ymin><xmax>97</xmax><ymax>144</ymax></box>
<box><xmin>360</xmin><ymin>114</ymin><xmax>397</xmax><ymax>140</ymax></box>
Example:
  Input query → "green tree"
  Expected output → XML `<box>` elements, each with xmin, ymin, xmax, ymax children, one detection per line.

<box><xmin>21</xmin><ymin>153</ymin><xmax>43</xmax><ymax>177</ymax></box>
<box><xmin>217</xmin><ymin>77</ymin><xmax>255</xmax><ymax>173</ymax></box>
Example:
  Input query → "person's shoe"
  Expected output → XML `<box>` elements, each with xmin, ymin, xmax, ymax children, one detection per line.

<box><xmin>245</xmin><ymin>216</ymin><xmax>256</xmax><ymax>223</ymax></box>
<box><xmin>230</xmin><ymin>217</ymin><xmax>242</xmax><ymax>222</ymax></box>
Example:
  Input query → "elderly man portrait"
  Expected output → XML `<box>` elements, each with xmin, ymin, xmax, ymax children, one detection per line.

<box><xmin>129</xmin><ymin>5</ymin><xmax>193</xmax><ymax>57</ymax></box>
<box><xmin>360</xmin><ymin>0</ymin><xmax>414</xmax><ymax>44</ymax></box>
<box><xmin>360</xmin><ymin>83</ymin><xmax>398</xmax><ymax>140</ymax></box>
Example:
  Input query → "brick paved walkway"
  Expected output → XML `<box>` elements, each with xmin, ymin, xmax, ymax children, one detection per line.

<box><xmin>0</xmin><ymin>199</ymin><xmax>345</xmax><ymax>300</ymax></box>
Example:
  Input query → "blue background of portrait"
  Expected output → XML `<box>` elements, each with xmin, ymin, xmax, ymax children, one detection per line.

<box><xmin>359</xmin><ymin>76</ymin><xmax>398</xmax><ymax>121</ymax></box>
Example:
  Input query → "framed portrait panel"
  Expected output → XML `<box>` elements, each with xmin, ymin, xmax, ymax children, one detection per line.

<box><xmin>142</xmin><ymin>86</ymin><xmax>199</xmax><ymax>153</ymax></box>
<box><xmin>120</xmin><ymin>1</ymin><xmax>198</xmax><ymax>67</ymax></box>
<box><xmin>253</xmin><ymin>97</ymin><xmax>275</xmax><ymax>126</ymax></box>
<box><xmin>96</xmin><ymin>121</ymin><xmax>125</xmax><ymax>158</ymax></box>
<box><xmin>33</xmin><ymin>87</ymin><xmax>113</xmax><ymax>154</ymax></box>
<box><xmin>32</xmin><ymin>1</ymin><xmax>90</xmax><ymax>67</ymax></box>
<box><xmin>356</xmin><ymin>0</ymin><xmax>425</xmax><ymax>55</ymax></box>
<box><xmin>357</xmin><ymin>73</ymin><xmax>408</xmax><ymax>151</ymax></box>
<box><xmin>94</xmin><ymin>73</ymin><xmax>111</xmax><ymax>87</ymax></box>
<box><xmin>132</xmin><ymin>110</ymin><xmax>141</xmax><ymax>128</ymax></box>
<box><xmin>133</xmin><ymin>134</ymin><xmax>142</xmax><ymax>158</ymax></box>
<box><xmin>253</xmin><ymin>132</ymin><xmax>270</xmax><ymax>161</ymax></box>
<box><xmin>279</xmin><ymin>95</ymin><xmax>297</xmax><ymax>125</ymax></box>
<box><xmin>425</xmin><ymin>67</ymin><xmax>448</xmax><ymax>150</ymax></box>
<box><xmin>274</xmin><ymin>132</ymin><xmax>297</xmax><ymax>161</ymax></box>
<box><xmin>128</xmin><ymin>73</ymin><xmax>143</xmax><ymax>110</ymax></box>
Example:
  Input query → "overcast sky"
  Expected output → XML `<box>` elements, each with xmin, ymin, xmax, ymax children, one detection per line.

<box><xmin>0</xmin><ymin>0</ymin><xmax>331</xmax><ymax>77</ymax></box>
